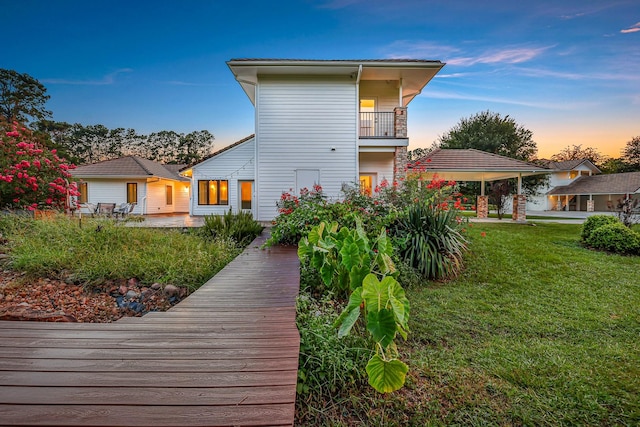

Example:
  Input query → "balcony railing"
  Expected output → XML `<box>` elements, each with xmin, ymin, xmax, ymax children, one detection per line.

<box><xmin>359</xmin><ymin>112</ymin><xmax>395</xmax><ymax>138</ymax></box>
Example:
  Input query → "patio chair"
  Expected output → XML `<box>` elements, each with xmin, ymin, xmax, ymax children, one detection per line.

<box><xmin>113</xmin><ymin>202</ymin><xmax>136</xmax><ymax>218</ymax></box>
<box><xmin>96</xmin><ymin>203</ymin><xmax>116</xmax><ymax>217</ymax></box>
<box><xmin>78</xmin><ymin>203</ymin><xmax>97</xmax><ymax>216</ymax></box>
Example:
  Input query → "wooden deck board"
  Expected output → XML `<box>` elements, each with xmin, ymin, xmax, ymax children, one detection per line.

<box><xmin>0</xmin><ymin>234</ymin><xmax>300</xmax><ymax>426</ymax></box>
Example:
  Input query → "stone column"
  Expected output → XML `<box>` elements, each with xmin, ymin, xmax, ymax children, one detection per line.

<box><xmin>394</xmin><ymin>107</ymin><xmax>407</xmax><ymax>138</ymax></box>
<box><xmin>512</xmin><ymin>194</ymin><xmax>527</xmax><ymax>222</ymax></box>
<box><xmin>587</xmin><ymin>200</ymin><xmax>595</xmax><ymax>212</ymax></box>
<box><xmin>393</xmin><ymin>146</ymin><xmax>408</xmax><ymax>184</ymax></box>
<box><xmin>477</xmin><ymin>195</ymin><xmax>489</xmax><ymax>219</ymax></box>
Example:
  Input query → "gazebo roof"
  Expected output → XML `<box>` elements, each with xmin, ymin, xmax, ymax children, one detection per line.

<box><xmin>409</xmin><ymin>148</ymin><xmax>550</xmax><ymax>181</ymax></box>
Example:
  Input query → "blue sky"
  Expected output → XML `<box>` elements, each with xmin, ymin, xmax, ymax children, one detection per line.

<box><xmin>4</xmin><ymin>0</ymin><xmax>639</xmax><ymax>159</ymax></box>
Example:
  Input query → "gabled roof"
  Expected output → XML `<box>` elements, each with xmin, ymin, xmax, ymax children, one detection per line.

<box><xmin>180</xmin><ymin>134</ymin><xmax>255</xmax><ymax>172</ymax></box>
<box><xmin>72</xmin><ymin>156</ymin><xmax>188</xmax><ymax>181</ymax></box>
<box><xmin>409</xmin><ymin>148</ymin><xmax>550</xmax><ymax>181</ymax></box>
<box><xmin>540</xmin><ymin>158</ymin><xmax>601</xmax><ymax>174</ymax></box>
<box><xmin>227</xmin><ymin>58</ymin><xmax>444</xmax><ymax>106</ymax></box>
<box><xmin>548</xmin><ymin>172</ymin><xmax>640</xmax><ymax>196</ymax></box>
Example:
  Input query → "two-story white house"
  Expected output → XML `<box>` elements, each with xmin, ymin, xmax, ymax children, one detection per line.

<box><xmin>181</xmin><ymin>58</ymin><xmax>444</xmax><ymax>221</ymax></box>
<box><xmin>529</xmin><ymin>159</ymin><xmax>601</xmax><ymax>211</ymax></box>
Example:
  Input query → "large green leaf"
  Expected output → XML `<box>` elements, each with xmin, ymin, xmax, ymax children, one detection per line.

<box><xmin>362</xmin><ymin>274</ymin><xmax>389</xmax><ymax>311</ymax></box>
<box><xmin>387</xmin><ymin>279</ymin><xmax>410</xmax><ymax>331</ymax></box>
<box><xmin>307</xmin><ymin>223</ymin><xmax>323</xmax><ymax>245</ymax></box>
<box><xmin>334</xmin><ymin>286</ymin><xmax>363</xmax><ymax>332</ymax></box>
<box><xmin>337</xmin><ymin>305</ymin><xmax>361</xmax><ymax>337</ymax></box>
<box><xmin>319</xmin><ymin>262</ymin><xmax>334</xmax><ymax>286</ymax></box>
<box><xmin>366</xmin><ymin>308</ymin><xmax>396</xmax><ymax>348</ymax></box>
<box><xmin>297</xmin><ymin>237</ymin><xmax>312</xmax><ymax>259</ymax></box>
<box><xmin>365</xmin><ymin>354</ymin><xmax>409</xmax><ymax>393</ymax></box>
<box><xmin>375</xmin><ymin>252</ymin><xmax>396</xmax><ymax>276</ymax></box>
<box><xmin>339</xmin><ymin>240</ymin><xmax>362</xmax><ymax>270</ymax></box>
<box><xmin>349</xmin><ymin>264</ymin><xmax>370</xmax><ymax>291</ymax></box>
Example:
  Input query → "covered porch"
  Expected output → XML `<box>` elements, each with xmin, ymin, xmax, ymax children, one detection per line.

<box><xmin>547</xmin><ymin>171</ymin><xmax>640</xmax><ymax>212</ymax></box>
<box><xmin>408</xmin><ymin>149</ymin><xmax>550</xmax><ymax>222</ymax></box>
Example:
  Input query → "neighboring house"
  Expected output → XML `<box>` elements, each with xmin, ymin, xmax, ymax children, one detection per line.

<box><xmin>182</xmin><ymin>58</ymin><xmax>445</xmax><ymax>221</ymax></box>
<box><xmin>547</xmin><ymin>171</ymin><xmax>640</xmax><ymax>212</ymax></box>
<box><xmin>71</xmin><ymin>156</ymin><xmax>190</xmax><ymax>215</ymax></box>
<box><xmin>529</xmin><ymin>159</ymin><xmax>601</xmax><ymax>211</ymax></box>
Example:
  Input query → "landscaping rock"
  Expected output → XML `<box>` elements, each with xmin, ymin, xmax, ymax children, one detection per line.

<box><xmin>151</xmin><ymin>283</ymin><xmax>161</xmax><ymax>290</ymax></box>
<box><xmin>163</xmin><ymin>284</ymin><xmax>179</xmax><ymax>297</ymax></box>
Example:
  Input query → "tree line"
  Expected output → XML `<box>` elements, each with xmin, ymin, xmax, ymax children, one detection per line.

<box><xmin>1</xmin><ymin>68</ymin><xmax>215</xmax><ymax>165</ymax></box>
<box><xmin>34</xmin><ymin>121</ymin><xmax>215</xmax><ymax>166</ymax></box>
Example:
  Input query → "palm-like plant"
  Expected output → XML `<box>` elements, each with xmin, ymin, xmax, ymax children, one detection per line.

<box><xmin>392</xmin><ymin>202</ymin><xmax>468</xmax><ymax>280</ymax></box>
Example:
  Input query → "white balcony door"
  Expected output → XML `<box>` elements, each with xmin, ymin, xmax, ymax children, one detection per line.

<box><xmin>360</xmin><ymin>98</ymin><xmax>376</xmax><ymax>137</ymax></box>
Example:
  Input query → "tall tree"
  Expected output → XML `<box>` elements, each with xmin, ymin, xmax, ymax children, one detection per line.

<box><xmin>622</xmin><ymin>136</ymin><xmax>640</xmax><ymax>170</ymax></box>
<box><xmin>438</xmin><ymin>110</ymin><xmax>537</xmax><ymax>161</ymax></box>
<box><xmin>408</xmin><ymin>147</ymin><xmax>433</xmax><ymax>161</ymax></box>
<box><xmin>0</xmin><ymin>69</ymin><xmax>51</xmax><ymax>124</ymax></box>
<box><xmin>176</xmin><ymin>130</ymin><xmax>215</xmax><ymax>165</ymax></box>
<box><xmin>550</xmin><ymin>144</ymin><xmax>605</xmax><ymax>166</ymax></box>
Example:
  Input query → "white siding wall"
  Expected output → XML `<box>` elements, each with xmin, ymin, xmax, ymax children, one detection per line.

<box><xmin>256</xmin><ymin>76</ymin><xmax>357</xmax><ymax>221</ymax></box>
<box><xmin>359</xmin><ymin>152</ymin><xmax>394</xmax><ymax>186</ymax></box>
<box><xmin>191</xmin><ymin>138</ymin><xmax>255</xmax><ymax>216</ymax></box>
<box><xmin>174</xmin><ymin>182</ymin><xmax>190</xmax><ymax>213</ymax></box>
<box><xmin>83</xmin><ymin>179</ymin><xmax>147</xmax><ymax>215</ymax></box>
<box><xmin>146</xmin><ymin>179</ymin><xmax>185</xmax><ymax>214</ymax></box>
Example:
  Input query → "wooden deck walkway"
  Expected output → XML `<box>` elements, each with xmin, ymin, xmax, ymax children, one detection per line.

<box><xmin>0</xmin><ymin>235</ymin><xmax>300</xmax><ymax>426</ymax></box>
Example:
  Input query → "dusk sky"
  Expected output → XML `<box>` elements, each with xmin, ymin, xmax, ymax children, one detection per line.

<box><xmin>4</xmin><ymin>0</ymin><xmax>639</xmax><ymax>159</ymax></box>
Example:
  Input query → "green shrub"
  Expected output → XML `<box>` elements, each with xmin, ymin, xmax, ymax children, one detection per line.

<box><xmin>201</xmin><ymin>209</ymin><xmax>263</xmax><ymax>246</ymax></box>
<box><xmin>585</xmin><ymin>222</ymin><xmax>640</xmax><ymax>255</ymax></box>
<box><xmin>581</xmin><ymin>215</ymin><xmax>620</xmax><ymax>242</ymax></box>
<box><xmin>391</xmin><ymin>202</ymin><xmax>468</xmax><ymax>280</ymax></box>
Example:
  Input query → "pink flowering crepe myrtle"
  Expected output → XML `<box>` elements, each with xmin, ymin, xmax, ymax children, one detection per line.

<box><xmin>1</xmin><ymin>122</ymin><xmax>79</xmax><ymax>211</ymax></box>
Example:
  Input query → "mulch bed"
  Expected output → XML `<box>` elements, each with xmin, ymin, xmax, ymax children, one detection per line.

<box><xmin>0</xmin><ymin>269</ymin><xmax>181</xmax><ymax>323</ymax></box>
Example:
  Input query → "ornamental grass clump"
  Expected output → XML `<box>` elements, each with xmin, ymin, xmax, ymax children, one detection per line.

<box><xmin>201</xmin><ymin>208</ymin><xmax>263</xmax><ymax>246</ymax></box>
<box><xmin>389</xmin><ymin>175</ymin><xmax>468</xmax><ymax>280</ymax></box>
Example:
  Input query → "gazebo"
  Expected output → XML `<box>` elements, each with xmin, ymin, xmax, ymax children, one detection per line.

<box><xmin>409</xmin><ymin>149</ymin><xmax>551</xmax><ymax>222</ymax></box>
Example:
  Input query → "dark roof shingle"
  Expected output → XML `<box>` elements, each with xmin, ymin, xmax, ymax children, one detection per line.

<box><xmin>547</xmin><ymin>172</ymin><xmax>640</xmax><ymax>195</ymax></box>
<box><xmin>410</xmin><ymin>149</ymin><xmax>549</xmax><ymax>172</ymax></box>
<box><xmin>72</xmin><ymin>156</ymin><xmax>188</xmax><ymax>181</ymax></box>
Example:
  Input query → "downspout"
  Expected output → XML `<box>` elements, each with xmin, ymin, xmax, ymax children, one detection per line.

<box><xmin>355</xmin><ymin>65</ymin><xmax>362</xmax><ymax>185</ymax></box>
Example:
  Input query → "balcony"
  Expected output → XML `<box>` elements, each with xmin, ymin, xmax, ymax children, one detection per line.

<box><xmin>358</xmin><ymin>108</ymin><xmax>408</xmax><ymax>149</ymax></box>
<box><xmin>359</xmin><ymin>107</ymin><xmax>407</xmax><ymax>139</ymax></box>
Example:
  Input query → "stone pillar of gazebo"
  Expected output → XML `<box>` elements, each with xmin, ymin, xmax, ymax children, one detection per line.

<box><xmin>512</xmin><ymin>195</ymin><xmax>527</xmax><ymax>222</ymax></box>
<box><xmin>477</xmin><ymin>196</ymin><xmax>489</xmax><ymax>219</ymax></box>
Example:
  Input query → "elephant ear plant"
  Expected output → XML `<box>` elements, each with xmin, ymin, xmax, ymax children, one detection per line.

<box><xmin>298</xmin><ymin>220</ymin><xmax>410</xmax><ymax>393</ymax></box>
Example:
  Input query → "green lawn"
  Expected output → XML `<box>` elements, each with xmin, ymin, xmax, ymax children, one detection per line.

<box><xmin>305</xmin><ymin>222</ymin><xmax>640</xmax><ymax>426</ymax></box>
